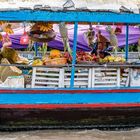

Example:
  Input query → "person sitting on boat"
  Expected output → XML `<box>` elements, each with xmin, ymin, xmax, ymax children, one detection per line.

<box><xmin>87</xmin><ymin>28</ymin><xmax>98</xmax><ymax>55</ymax></box>
<box><xmin>88</xmin><ymin>30</ymin><xmax>110</xmax><ymax>57</ymax></box>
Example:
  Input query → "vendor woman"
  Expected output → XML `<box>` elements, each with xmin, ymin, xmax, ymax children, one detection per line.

<box><xmin>87</xmin><ymin>29</ymin><xmax>110</xmax><ymax>58</ymax></box>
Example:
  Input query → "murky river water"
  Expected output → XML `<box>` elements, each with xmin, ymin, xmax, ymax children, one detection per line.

<box><xmin>0</xmin><ymin>129</ymin><xmax>140</xmax><ymax>140</ymax></box>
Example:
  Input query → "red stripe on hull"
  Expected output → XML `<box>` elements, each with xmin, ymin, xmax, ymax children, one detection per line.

<box><xmin>0</xmin><ymin>103</ymin><xmax>140</xmax><ymax>109</ymax></box>
<box><xmin>0</xmin><ymin>89</ymin><xmax>140</xmax><ymax>94</ymax></box>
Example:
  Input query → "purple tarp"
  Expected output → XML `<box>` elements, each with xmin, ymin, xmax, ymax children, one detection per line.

<box><xmin>1</xmin><ymin>25</ymin><xmax>140</xmax><ymax>51</ymax></box>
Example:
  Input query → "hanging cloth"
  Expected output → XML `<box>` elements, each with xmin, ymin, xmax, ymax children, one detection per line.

<box><xmin>106</xmin><ymin>25</ymin><xmax>118</xmax><ymax>55</ymax></box>
<box><xmin>59</xmin><ymin>22</ymin><xmax>72</xmax><ymax>56</ymax></box>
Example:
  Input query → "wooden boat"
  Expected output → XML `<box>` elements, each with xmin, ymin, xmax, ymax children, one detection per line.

<box><xmin>1</xmin><ymin>87</ymin><xmax>140</xmax><ymax>130</ymax></box>
<box><xmin>0</xmin><ymin>1</ymin><xmax>140</xmax><ymax>130</ymax></box>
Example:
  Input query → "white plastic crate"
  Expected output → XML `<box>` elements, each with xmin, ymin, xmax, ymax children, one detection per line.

<box><xmin>31</xmin><ymin>67</ymin><xmax>64</xmax><ymax>88</ymax></box>
<box><xmin>31</xmin><ymin>67</ymin><xmax>129</xmax><ymax>88</ymax></box>
<box><xmin>64</xmin><ymin>68</ymin><xmax>92</xmax><ymax>88</ymax></box>
<box><xmin>91</xmin><ymin>68</ymin><xmax>120</xmax><ymax>88</ymax></box>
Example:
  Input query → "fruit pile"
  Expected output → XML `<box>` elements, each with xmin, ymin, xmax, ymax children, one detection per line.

<box><xmin>99</xmin><ymin>55</ymin><xmax>125</xmax><ymax>63</ymax></box>
<box><xmin>32</xmin><ymin>59</ymin><xmax>43</xmax><ymax>66</ymax></box>
<box><xmin>76</xmin><ymin>51</ymin><xmax>98</xmax><ymax>63</ymax></box>
<box><xmin>32</xmin><ymin>49</ymin><xmax>67</xmax><ymax>66</ymax></box>
<box><xmin>43</xmin><ymin>49</ymin><xmax>67</xmax><ymax>65</ymax></box>
<box><xmin>62</xmin><ymin>51</ymin><xmax>98</xmax><ymax>63</ymax></box>
<box><xmin>32</xmin><ymin>50</ymin><xmax>126</xmax><ymax>66</ymax></box>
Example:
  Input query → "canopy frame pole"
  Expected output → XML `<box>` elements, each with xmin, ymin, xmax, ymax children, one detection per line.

<box><xmin>125</xmin><ymin>24</ymin><xmax>129</xmax><ymax>61</ymax></box>
<box><xmin>70</xmin><ymin>22</ymin><xmax>78</xmax><ymax>88</ymax></box>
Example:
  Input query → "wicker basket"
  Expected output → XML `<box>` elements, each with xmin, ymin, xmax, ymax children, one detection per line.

<box><xmin>50</xmin><ymin>58</ymin><xmax>67</xmax><ymax>65</ymax></box>
<box><xmin>28</xmin><ymin>30</ymin><xmax>56</xmax><ymax>43</ymax></box>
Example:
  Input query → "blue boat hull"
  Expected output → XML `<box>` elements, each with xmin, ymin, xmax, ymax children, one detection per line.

<box><xmin>0</xmin><ymin>88</ymin><xmax>140</xmax><ymax>130</ymax></box>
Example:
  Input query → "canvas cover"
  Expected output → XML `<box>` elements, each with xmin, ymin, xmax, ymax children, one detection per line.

<box><xmin>0</xmin><ymin>0</ymin><xmax>140</xmax><ymax>13</ymax></box>
<box><xmin>0</xmin><ymin>25</ymin><xmax>140</xmax><ymax>51</ymax></box>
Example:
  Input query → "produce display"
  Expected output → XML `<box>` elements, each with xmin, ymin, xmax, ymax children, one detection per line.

<box><xmin>32</xmin><ymin>49</ymin><xmax>67</xmax><ymax>66</ymax></box>
<box><xmin>32</xmin><ymin>59</ymin><xmax>43</xmax><ymax>66</ymax></box>
<box><xmin>31</xmin><ymin>49</ymin><xmax>126</xmax><ymax>66</ymax></box>
<box><xmin>50</xmin><ymin>49</ymin><xmax>61</xmax><ymax>59</ymax></box>
<box><xmin>76</xmin><ymin>51</ymin><xmax>98</xmax><ymax>63</ymax></box>
<box><xmin>0</xmin><ymin>21</ymin><xmax>134</xmax><ymax>89</ymax></box>
<box><xmin>64</xmin><ymin>51</ymin><xmax>126</xmax><ymax>64</ymax></box>
<box><xmin>0</xmin><ymin>22</ymin><xmax>127</xmax><ymax>67</ymax></box>
<box><xmin>99</xmin><ymin>55</ymin><xmax>126</xmax><ymax>63</ymax></box>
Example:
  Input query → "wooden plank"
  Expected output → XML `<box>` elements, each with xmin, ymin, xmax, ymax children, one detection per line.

<box><xmin>59</xmin><ymin>69</ymin><xmax>64</xmax><ymax>88</ymax></box>
<box><xmin>65</xmin><ymin>78</ymin><xmax>88</xmax><ymax>81</ymax></box>
<box><xmin>31</xmin><ymin>67</ymin><xmax>36</xmax><ymax>88</ymax></box>
<box><xmin>36</xmin><ymin>67</ymin><xmax>60</xmax><ymax>72</ymax></box>
<box><xmin>35</xmin><ymin>77</ymin><xmax>59</xmax><ymax>81</ymax></box>
<box><xmin>34</xmin><ymin>86</ymin><xmax>48</xmax><ymax>88</ymax></box>
<box><xmin>95</xmin><ymin>69</ymin><xmax>117</xmax><ymax>71</ymax></box>
<box><xmin>121</xmin><ymin>78</ymin><xmax>127</xmax><ymax>81</ymax></box>
<box><xmin>95</xmin><ymin>81</ymin><xmax>117</xmax><ymax>84</ymax></box>
<box><xmin>120</xmin><ymin>82</ymin><xmax>126</xmax><ymax>85</ymax></box>
<box><xmin>126</xmin><ymin>69</ymin><xmax>130</xmax><ymax>87</ymax></box>
<box><xmin>122</xmin><ymin>73</ymin><xmax>129</xmax><ymax>76</ymax></box>
<box><xmin>26</xmin><ymin>84</ymin><xmax>31</xmax><ymax>88</ymax></box>
<box><xmin>117</xmin><ymin>68</ymin><xmax>120</xmax><ymax>87</ymax></box>
<box><xmin>88</xmin><ymin>68</ymin><xmax>92</xmax><ymax>88</ymax></box>
<box><xmin>95</xmin><ymin>77</ymin><xmax>117</xmax><ymax>80</ymax></box>
<box><xmin>103</xmin><ymin>72</ymin><xmax>117</xmax><ymax>75</ymax></box>
<box><xmin>124</xmin><ymin>69</ymin><xmax>129</xmax><ymax>72</ymax></box>
<box><xmin>36</xmin><ymin>73</ymin><xmax>60</xmax><ymax>76</ymax></box>
<box><xmin>64</xmin><ymin>82</ymin><xmax>88</xmax><ymax>86</ymax></box>
<box><xmin>94</xmin><ymin>85</ymin><xmax>117</xmax><ymax>88</ymax></box>
<box><xmin>91</xmin><ymin>68</ymin><xmax>95</xmax><ymax>88</ymax></box>
<box><xmin>35</xmin><ymin>81</ymin><xmax>59</xmax><ymax>85</ymax></box>
<box><xmin>64</xmin><ymin>73</ymin><xmax>88</xmax><ymax>76</ymax></box>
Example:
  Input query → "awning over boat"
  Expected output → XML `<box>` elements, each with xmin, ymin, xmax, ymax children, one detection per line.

<box><xmin>0</xmin><ymin>24</ymin><xmax>139</xmax><ymax>50</ymax></box>
<box><xmin>0</xmin><ymin>0</ymin><xmax>140</xmax><ymax>13</ymax></box>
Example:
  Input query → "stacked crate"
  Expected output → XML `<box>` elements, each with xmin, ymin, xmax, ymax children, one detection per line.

<box><xmin>31</xmin><ymin>67</ymin><xmax>129</xmax><ymax>88</ymax></box>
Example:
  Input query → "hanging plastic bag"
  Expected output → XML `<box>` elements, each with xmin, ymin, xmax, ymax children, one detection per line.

<box><xmin>115</xmin><ymin>23</ymin><xmax>123</xmax><ymax>34</ymax></box>
<box><xmin>20</xmin><ymin>32</ymin><xmax>29</xmax><ymax>45</ymax></box>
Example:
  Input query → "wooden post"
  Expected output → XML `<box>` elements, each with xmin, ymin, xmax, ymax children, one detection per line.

<box><xmin>88</xmin><ymin>68</ymin><xmax>92</xmax><ymax>88</ymax></box>
<box><xmin>59</xmin><ymin>68</ymin><xmax>64</xmax><ymax>88</ymax></box>
<box><xmin>91</xmin><ymin>68</ymin><xmax>95</xmax><ymax>88</ymax></box>
<box><xmin>31</xmin><ymin>67</ymin><xmax>36</xmax><ymax>88</ymax></box>
<box><xmin>117</xmin><ymin>68</ymin><xmax>120</xmax><ymax>87</ymax></box>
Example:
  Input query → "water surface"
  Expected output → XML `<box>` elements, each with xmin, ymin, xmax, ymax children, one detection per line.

<box><xmin>0</xmin><ymin>129</ymin><xmax>140</xmax><ymax>140</ymax></box>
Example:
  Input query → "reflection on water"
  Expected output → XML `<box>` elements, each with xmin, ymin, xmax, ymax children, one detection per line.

<box><xmin>0</xmin><ymin>129</ymin><xmax>140</xmax><ymax>140</ymax></box>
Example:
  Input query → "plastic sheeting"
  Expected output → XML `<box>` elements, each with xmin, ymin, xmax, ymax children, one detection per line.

<box><xmin>1</xmin><ymin>25</ymin><xmax>140</xmax><ymax>51</ymax></box>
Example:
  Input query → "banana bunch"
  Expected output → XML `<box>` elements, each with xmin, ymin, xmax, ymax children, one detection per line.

<box><xmin>3</xmin><ymin>24</ymin><xmax>14</xmax><ymax>34</ymax></box>
<box><xmin>37</xmin><ymin>22</ymin><xmax>53</xmax><ymax>32</ymax></box>
<box><xmin>0</xmin><ymin>33</ymin><xmax>2</xmax><ymax>41</ymax></box>
<box><xmin>0</xmin><ymin>21</ymin><xmax>5</xmax><ymax>26</ymax></box>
